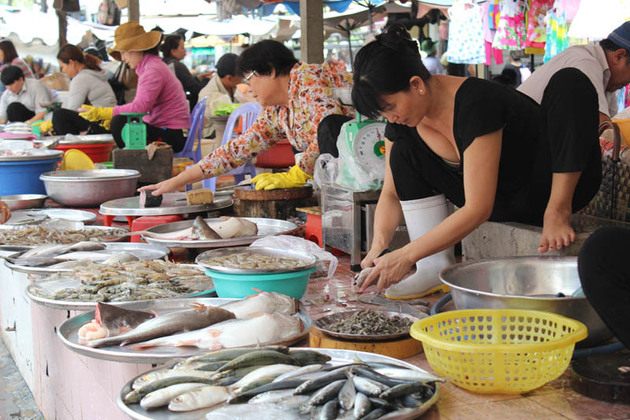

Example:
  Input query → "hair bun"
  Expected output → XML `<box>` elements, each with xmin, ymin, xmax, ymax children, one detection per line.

<box><xmin>377</xmin><ymin>24</ymin><xmax>419</xmax><ymax>55</ymax></box>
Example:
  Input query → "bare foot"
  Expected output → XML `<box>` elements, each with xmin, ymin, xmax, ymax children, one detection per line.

<box><xmin>539</xmin><ymin>206</ymin><xmax>575</xmax><ymax>252</ymax></box>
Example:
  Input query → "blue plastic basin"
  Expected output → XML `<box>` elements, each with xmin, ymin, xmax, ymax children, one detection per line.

<box><xmin>0</xmin><ymin>158</ymin><xmax>61</xmax><ymax>195</ymax></box>
<box><xmin>205</xmin><ymin>267</ymin><xmax>316</xmax><ymax>299</ymax></box>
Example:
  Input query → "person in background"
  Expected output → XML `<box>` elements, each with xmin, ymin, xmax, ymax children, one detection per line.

<box><xmin>0</xmin><ymin>65</ymin><xmax>54</xmax><ymax>124</ymax></box>
<box><xmin>38</xmin><ymin>44</ymin><xmax>117</xmax><ymax>136</ymax></box>
<box><xmin>160</xmin><ymin>34</ymin><xmax>209</xmax><ymax>111</ymax></box>
<box><xmin>197</xmin><ymin>53</ymin><xmax>243</xmax><ymax>138</ymax></box>
<box><xmin>140</xmin><ymin>39</ymin><xmax>354</xmax><ymax>196</ymax></box>
<box><xmin>353</xmin><ymin>25</ymin><xmax>601</xmax><ymax>299</ymax></box>
<box><xmin>78</xmin><ymin>23</ymin><xmax>190</xmax><ymax>152</ymax></box>
<box><xmin>0</xmin><ymin>201</ymin><xmax>10</xmax><ymax>224</ymax></box>
<box><xmin>0</xmin><ymin>40</ymin><xmax>34</xmax><ymax>79</ymax></box>
<box><xmin>518</xmin><ymin>21</ymin><xmax>630</xmax><ymax>252</ymax></box>
<box><xmin>502</xmin><ymin>50</ymin><xmax>525</xmax><ymax>87</ymax></box>
<box><xmin>420</xmin><ymin>39</ymin><xmax>444</xmax><ymax>75</ymax></box>
<box><xmin>578</xmin><ymin>226</ymin><xmax>630</xmax><ymax>348</ymax></box>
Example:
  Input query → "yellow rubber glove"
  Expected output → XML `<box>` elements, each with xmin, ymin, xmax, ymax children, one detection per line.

<box><xmin>33</xmin><ymin>120</ymin><xmax>53</xmax><ymax>134</ymax></box>
<box><xmin>79</xmin><ymin>105</ymin><xmax>113</xmax><ymax>123</ymax></box>
<box><xmin>251</xmin><ymin>165</ymin><xmax>312</xmax><ymax>190</ymax></box>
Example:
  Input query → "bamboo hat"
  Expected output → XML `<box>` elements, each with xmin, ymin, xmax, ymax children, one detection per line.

<box><xmin>108</xmin><ymin>22</ymin><xmax>162</xmax><ymax>61</ymax></box>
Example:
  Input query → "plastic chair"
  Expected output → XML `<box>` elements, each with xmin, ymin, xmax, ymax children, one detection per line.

<box><xmin>203</xmin><ymin>102</ymin><xmax>263</xmax><ymax>192</ymax></box>
<box><xmin>174</xmin><ymin>97</ymin><xmax>206</xmax><ymax>163</ymax></box>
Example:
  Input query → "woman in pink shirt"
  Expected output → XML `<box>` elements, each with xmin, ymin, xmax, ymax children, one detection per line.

<box><xmin>79</xmin><ymin>23</ymin><xmax>190</xmax><ymax>152</ymax></box>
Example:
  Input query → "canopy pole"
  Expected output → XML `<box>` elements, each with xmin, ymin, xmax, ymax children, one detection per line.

<box><xmin>128</xmin><ymin>0</ymin><xmax>139</xmax><ymax>22</ymax></box>
<box><xmin>300</xmin><ymin>0</ymin><xmax>324</xmax><ymax>64</ymax></box>
<box><xmin>345</xmin><ymin>20</ymin><xmax>353</xmax><ymax>67</ymax></box>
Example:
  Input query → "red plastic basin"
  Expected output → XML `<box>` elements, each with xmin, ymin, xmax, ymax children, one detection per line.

<box><xmin>55</xmin><ymin>143</ymin><xmax>114</xmax><ymax>163</ymax></box>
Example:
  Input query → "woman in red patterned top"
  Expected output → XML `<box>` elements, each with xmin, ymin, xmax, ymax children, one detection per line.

<box><xmin>140</xmin><ymin>40</ymin><xmax>354</xmax><ymax>195</ymax></box>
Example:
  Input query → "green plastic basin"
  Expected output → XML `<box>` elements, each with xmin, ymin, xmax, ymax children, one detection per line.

<box><xmin>205</xmin><ymin>267</ymin><xmax>316</xmax><ymax>299</ymax></box>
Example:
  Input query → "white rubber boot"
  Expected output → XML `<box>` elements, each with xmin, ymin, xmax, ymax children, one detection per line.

<box><xmin>385</xmin><ymin>194</ymin><xmax>455</xmax><ymax>300</ymax></box>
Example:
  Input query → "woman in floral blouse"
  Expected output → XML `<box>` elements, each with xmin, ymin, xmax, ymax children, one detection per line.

<box><xmin>140</xmin><ymin>40</ymin><xmax>354</xmax><ymax>195</ymax></box>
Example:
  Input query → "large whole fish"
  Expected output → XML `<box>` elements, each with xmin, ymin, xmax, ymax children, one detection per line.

<box><xmin>86</xmin><ymin>303</ymin><xmax>235</xmax><ymax>348</ymax></box>
<box><xmin>219</xmin><ymin>291</ymin><xmax>298</xmax><ymax>318</ymax></box>
<box><xmin>130</xmin><ymin>312</ymin><xmax>302</xmax><ymax>350</ymax></box>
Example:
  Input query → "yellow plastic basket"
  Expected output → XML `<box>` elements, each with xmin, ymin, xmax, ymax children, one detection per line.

<box><xmin>410</xmin><ymin>309</ymin><xmax>587</xmax><ymax>394</ymax></box>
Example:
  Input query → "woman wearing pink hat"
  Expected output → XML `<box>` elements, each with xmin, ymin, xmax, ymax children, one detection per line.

<box><xmin>78</xmin><ymin>22</ymin><xmax>190</xmax><ymax>152</ymax></box>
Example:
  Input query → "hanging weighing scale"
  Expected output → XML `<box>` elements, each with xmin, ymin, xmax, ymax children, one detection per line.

<box><xmin>338</xmin><ymin>113</ymin><xmax>387</xmax><ymax>189</ymax></box>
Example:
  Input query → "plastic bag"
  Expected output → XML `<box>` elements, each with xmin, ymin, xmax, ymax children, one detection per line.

<box><xmin>250</xmin><ymin>235</ymin><xmax>338</xmax><ymax>279</ymax></box>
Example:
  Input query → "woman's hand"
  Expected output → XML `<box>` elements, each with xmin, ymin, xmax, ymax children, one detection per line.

<box><xmin>0</xmin><ymin>201</ymin><xmax>11</xmax><ymax>224</ymax></box>
<box><xmin>361</xmin><ymin>246</ymin><xmax>387</xmax><ymax>270</ymax></box>
<box><xmin>359</xmin><ymin>248</ymin><xmax>414</xmax><ymax>293</ymax></box>
<box><xmin>138</xmin><ymin>178</ymin><xmax>181</xmax><ymax>196</ymax></box>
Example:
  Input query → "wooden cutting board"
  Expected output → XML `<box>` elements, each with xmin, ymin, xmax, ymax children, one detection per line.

<box><xmin>309</xmin><ymin>326</ymin><xmax>423</xmax><ymax>359</ymax></box>
<box><xmin>234</xmin><ymin>185</ymin><xmax>313</xmax><ymax>201</ymax></box>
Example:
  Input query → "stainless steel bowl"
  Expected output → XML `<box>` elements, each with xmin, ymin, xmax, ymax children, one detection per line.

<box><xmin>196</xmin><ymin>246</ymin><xmax>318</xmax><ymax>274</ymax></box>
<box><xmin>440</xmin><ymin>256</ymin><xmax>612</xmax><ymax>347</ymax></box>
<box><xmin>40</xmin><ymin>169</ymin><xmax>141</xmax><ymax>208</ymax></box>
<box><xmin>0</xmin><ymin>194</ymin><xmax>47</xmax><ymax>210</ymax></box>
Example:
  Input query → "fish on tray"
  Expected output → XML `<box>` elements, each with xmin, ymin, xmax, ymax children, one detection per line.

<box><xmin>78</xmin><ymin>302</ymin><xmax>156</xmax><ymax>341</ymax></box>
<box><xmin>130</xmin><ymin>312</ymin><xmax>302</xmax><ymax>350</ymax></box>
<box><xmin>218</xmin><ymin>291</ymin><xmax>298</xmax><ymax>318</ymax></box>
<box><xmin>122</xmin><ymin>347</ymin><xmax>441</xmax><ymax>418</ymax></box>
<box><xmin>85</xmin><ymin>303</ymin><xmax>235</xmax><ymax>348</ymax></box>
<box><xmin>142</xmin><ymin>217</ymin><xmax>259</xmax><ymax>242</ymax></box>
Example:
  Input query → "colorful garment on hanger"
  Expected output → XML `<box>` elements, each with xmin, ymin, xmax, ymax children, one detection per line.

<box><xmin>543</xmin><ymin>7</ymin><xmax>568</xmax><ymax>62</ymax></box>
<box><xmin>488</xmin><ymin>0</ymin><xmax>501</xmax><ymax>31</ymax></box>
<box><xmin>481</xmin><ymin>0</ymin><xmax>503</xmax><ymax>65</ymax></box>
<box><xmin>493</xmin><ymin>0</ymin><xmax>528</xmax><ymax>50</ymax></box>
<box><xmin>446</xmin><ymin>0</ymin><xmax>485</xmax><ymax>64</ymax></box>
<box><xmin>526</xmin><ymin>0</ymin><xmax>554</xmax><ymax>49</ymax></box>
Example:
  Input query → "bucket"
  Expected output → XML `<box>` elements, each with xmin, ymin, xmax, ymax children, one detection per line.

<box><xmin>0</xmin><ymin>157</ymin><xmax>61</xmax><ymax>195</ymax></box>
<box><xmin>54</xmin><ymin>142</ymin><xmax>114</xmax><ymax>163</ymax></box>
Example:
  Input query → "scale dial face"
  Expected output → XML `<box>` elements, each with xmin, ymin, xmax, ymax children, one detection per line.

<box><xmin>353</xmin><ymin>123</ymin><xmax>387</xmax><ymax>178</ymax></box>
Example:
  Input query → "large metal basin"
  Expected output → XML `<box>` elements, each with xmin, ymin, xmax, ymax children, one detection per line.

<box><xmin>40</xmin><ymin>169</ymin><xmax>140</xmax><ymax>208</ymax></box>
<box><xmin>440</xmin><ymin>256</ymin><xmax>612</xmax><ymax>347</ymax></box>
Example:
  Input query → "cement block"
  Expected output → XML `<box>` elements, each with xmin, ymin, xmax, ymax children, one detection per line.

<box><xmin>462</xmin><ymin>221</ymin><xmax>590</xmax><ymax>260</ymax></box>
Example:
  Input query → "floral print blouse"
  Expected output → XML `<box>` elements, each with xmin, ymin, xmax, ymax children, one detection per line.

<box><xmin>198</xmin><ymin>62</ymin><xmax>354</xmax><ymax>176</ymax></box>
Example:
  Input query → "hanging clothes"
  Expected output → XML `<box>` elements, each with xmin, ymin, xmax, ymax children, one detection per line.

<box><xmin>493</xmin><ymin>0</ymin><xmax>528</xmax><ymax>50</ymax></box>
<box><xmin>526</xmin><ymin>0</ymin><xmax>554</xmax><ymax>50</ymax></box>
<box><xmin>480</xmin><ymin>0</ymin><xmax>503</xmax><ymax>65</ymax></box>
<box><xmin>544</xmin><ymin>5</ymin><xmax>569</xmax><ymax>62</ymax></box>
<box><xmin>446</xmin><ymin>0</ymin><xmax>486</xmax><ymax>64</ymax></box>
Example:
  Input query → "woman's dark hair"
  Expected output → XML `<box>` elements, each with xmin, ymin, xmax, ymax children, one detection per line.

<box><xmin>144</xmin><ymin>44</ymin><xmax>161</xmax><ymax>56</ymax></box>
<box><xmin>0</xmin><ymin>40</ymin><xmax>19</xmax><ymax>64</ymax></box>
<box><xmin>1</xmin><ymin>65</ymin><xmax>24</xmax><ymax>85</ymax></box>
<box><xmin>600</xmin><ymin>38</ymin><xmax>630</xmax><ymax>64</ymax></box>
<box><xmin>160</xmin><ymin>34</ymin><xmax>182</xmax><ymax>58</ymax></box>
<box><xmin>237</xmin><ymin>40</ymin><xmax>298</xmax><ymax>77</ymax></box>
<box><xmin>352</xmin><ymin>24</ymin><xmax>431</xmax><ymax>119</ymax></box>
<box><xmin>57</xmin><ymin>44</ymin><xmax>102</xmax><ymax>71</ymax></box>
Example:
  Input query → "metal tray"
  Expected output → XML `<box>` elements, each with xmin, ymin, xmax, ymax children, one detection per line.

<box><xmin>100</xmin><ymin>192</ymin><xmax>233</xmax><ymax>217</ymax></box>
<box><xmin>143</xmin><ymin>217</ymin><xmax>299</xmax><ymax>249</ymax></box>
<box><xmin>4</xmin><ymin>242</ymin><xmax>171</xmax><ymax>274</ymax></box>
<box><xmin>0</xmin><ymin>149</ymin><xmax>62</xmax><ymax>161</ymax></box>
<box><xmin>5</xmin><ymin>208</ymin><xmax>97</xmax><ymax>225</ymax></box>
<box><xmin>196</xmin><ymin>246</ymin><xmax>317</xmax><ymax>274</ymax></box>
<box><xmin>57</xmin><ymin>298</ymin><xmax>312</xmax><ymax>364</ymax></box>
<box><xmin>26</xmin><ymin>264</ymin><xmax>214</xmax><ymax>311</ymax></box>
<box><xmin>313</xmin><ymin>310</ymin><xmax>421</xmax><ymax>341</ymax></box>
<box><xmin>116</xmin><ymin>348</ymin><xmax>440</xmax><ymax>420</ymax></box>
<box><xmin>0</xmin><ymin>225</ymin><xmax>128</xmax><ymax>246</ymax></box>
<box><xmin>34</xmin><ymin>134</ymin><xmax>114</xmax><ymax>145</ymax></box>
